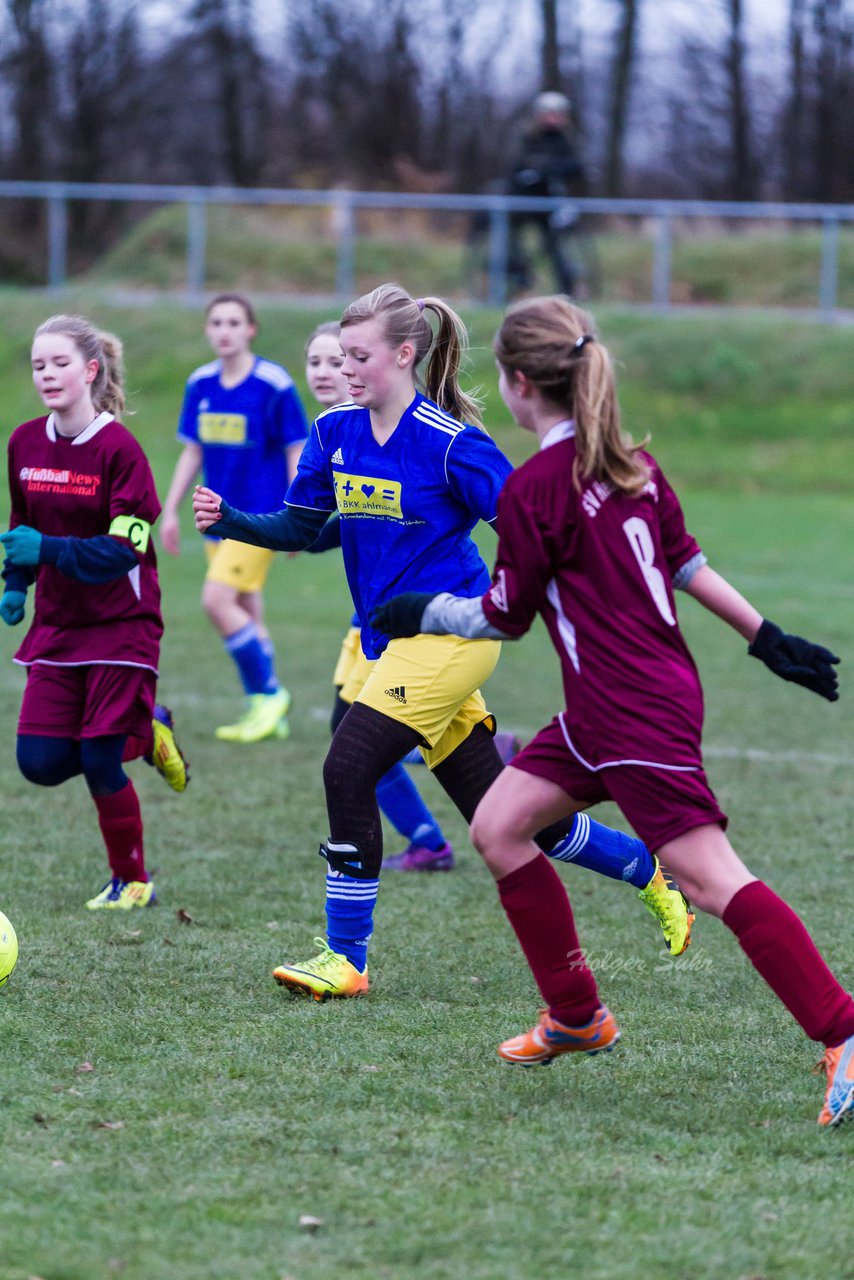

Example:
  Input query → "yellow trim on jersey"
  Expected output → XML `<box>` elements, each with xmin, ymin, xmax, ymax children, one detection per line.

<box><xmin>350</xmin><ymin>633</ymin><xmax>500</xmax><ymax>768</ymax></box>
<box><xmin>198</xmin><ymin>412</ymin><xmax>248</xmax><ymax>445</ymax></box>
<box><xmin>204</xmin><ymin>539</ymin><xmax>275</xmax><ymax>592</ymax></box>
<box><xmin>334</xmin><ymin>472</ymin><xmax>403</xmax><ymax>519</ymax></box>
<box><xmin>108</xmin><ymin>515</ymin><xmax>151</xmax><ymax>552</ymax></box>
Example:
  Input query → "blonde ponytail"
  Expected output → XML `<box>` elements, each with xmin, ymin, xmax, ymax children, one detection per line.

<box><xmin>34</xmin><ymin>314</ymin><xmax>127</xmax><ymax>418</ymax></box>
<box><xmin>341</xmin><ymin>284</ymin><xmax>484</xmax><ymax>429</ymax></box>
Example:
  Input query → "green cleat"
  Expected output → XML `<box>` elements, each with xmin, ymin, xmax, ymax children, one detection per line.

<box><xmin>215</xmin><ymin>689</ymin><xmax>292</xmax><ymax>743</ymax></box>
<box><xmin>85</xmin><ymin>878</ymin><xmax>157</xmax><ymax>910</ymax></box>
<box><xmin>638</xmin><ymin>857</ymin><xmax>694</xmax><ymax>956</ymax></box>
<box><xmin>148</xmin><ymin>704</ymin><xmax>189</xmax><ymax>792</ymax></box>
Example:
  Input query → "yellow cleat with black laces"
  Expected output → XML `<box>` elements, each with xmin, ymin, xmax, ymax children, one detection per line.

<box><xmin>638</xmin><ymin>857</ymin><xmax>694</xmax><ymax>956</ymax></box>
<box><xmin>272</xmin><ymin>937</ymin><xmax>369</xmax><ymax>1001</ymax></box>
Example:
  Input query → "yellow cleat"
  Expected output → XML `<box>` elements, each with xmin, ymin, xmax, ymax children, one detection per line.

<box><xmin>638</xmin><ymin>857</ymin><xmax>694</xmax><ymax>956</ymax></box>
<box><xmin>149</xmin><ymin>704</ymin><xmax>189</xmax><ymax>792</ymax></box>
<box><xmin>498</xmin><ymin>1006</ymin><xmax>620</xmax><ymax>1066</ymax></box>
<box><xmin>215</xmin><ymin>689</ymin><xmax>292</xmax><ymax>743</ymax></box>
<box><xmin>272</xmin><ymin>937</ymin><xmax>369</xmax><ymax>1001</ymax></box>
<box><xmin>85</xmin><ymin>878</ymin><xmax>157</xmax><ymax>910</ymax></box>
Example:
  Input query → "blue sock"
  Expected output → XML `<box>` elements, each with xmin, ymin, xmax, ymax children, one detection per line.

<box><xmin>223</xmin><ymin>622</ymin><xmax>278</xmax><ymax>695</ymax></box>
<box><xmin>545</xmin><ymin>813</ymin><xmax>655</xmax><ymax>888</ymax></box>
<box><xmin>325</xmin><ymin>867</ymin><xmax>379</xmax><ymax>971</ymax></box>
<box><xmin>375</xmin><ymin>764</ymin><xmax>446</xmax><ymax>849</ymax></box>
<box><xmin>402</xmin><ymin>746</ymin><xmax>425</xmax><ymax>765</ymax></box>
<box><xmin>260</xmin><ymin>635</ymin><xmax>283</xmax><ymax>689</ymax></box>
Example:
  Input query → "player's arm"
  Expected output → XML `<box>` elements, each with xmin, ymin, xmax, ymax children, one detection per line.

<box><xmin>685</xmin><ymin>563</ymin><xmax>839</xmax><ymax>702</ymax></box>
<box><xmin>1</xmin><ymin>451</ymin><xmax>35</xmax><ymax>620</ymax></box>
<box><xmin>160</xmin><ymin>442</ymin><xmax>203</xmax><ymax>555</ymax></box>
<box><xmin>682</xmin><ymin>565</ymin><xmax>761</xmax><ymax>640</ymax></box>
<box><xmin>373</xmin><ymin>475</ymin><xmax>553</xmax><ymax>641</ymax></box>
<box><xmin>192</xmin><ymin>486</ymin><xmax>329</xmax><ymax>552</ymax></box>
<box><xmin>371</xmin><ymin>589</ymin><xmax>508</xmax><ymax>640</ymax></box>
<box><xmin>0</xmin><ymin>545</ymin><xmax>33</xmax><ymax>624</ymax></box>
<box><xmin>1</xmin><ymin>444</ymin><xmax>165</xmax><ymax>585</ymax></box>
<box><xmin>285</xmin><ymin>438</ymin><xmax>304</xmax><ymax>484</ymax></box>
<box><xmin>303</xmin><ymin>512</ymin><xmax>342</xmax><ymax>554</ymax></box>
<box><xmin>0</xmin><ymin>523</ymin><xmax>139</xmax><ymax>584</ymax></box>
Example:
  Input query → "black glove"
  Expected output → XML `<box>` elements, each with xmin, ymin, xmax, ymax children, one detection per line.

<box><xmin>748</xmin><ymin>618</ymin><xmax>840</xmax><ymax>701</ymax></box>
<box><xmin>370</xmin><ymin>591</ymin><xmax>436</xmax><ymax>638</ymax></box>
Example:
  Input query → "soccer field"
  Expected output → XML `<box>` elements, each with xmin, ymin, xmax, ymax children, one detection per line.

<box><xmin>0</xmin><ymin>301</ymin><xmax>852</xmax><ymax>1280</ymax></box>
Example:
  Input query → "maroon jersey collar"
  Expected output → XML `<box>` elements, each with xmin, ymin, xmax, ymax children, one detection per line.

<box><xmin>46</xmin><ymin>411</ymin><xmax>115</xmax><ymax>445</ymax></box>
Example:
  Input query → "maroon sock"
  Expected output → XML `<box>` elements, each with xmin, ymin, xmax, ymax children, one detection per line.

<box><xmin>723</xmin><ymin>880</ymin><xmax>854</xmax><ymax>1047</ymax></box>
<box><xmin>94</xmin><ymin>782</ymin><xmax>147</xmax><ymax>883</ymax></box>
<box><xmin>497</xmin><ymin>853</ymin><xmax>600</xmax><ymax>1026</ymax></box>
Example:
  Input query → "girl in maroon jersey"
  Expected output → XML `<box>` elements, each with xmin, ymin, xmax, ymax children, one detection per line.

<box><xmin>0</xmin><ymin>314</ymin><xmax>188</xmax><ymax>911</ymax></box>
<box><xmin>373</xmin><ymin>295</ymin><xmax>854</xmax><ymax>1126</ymax></box>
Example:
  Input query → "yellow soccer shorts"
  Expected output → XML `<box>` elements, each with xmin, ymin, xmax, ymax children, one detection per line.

<box><xmin>204</xmin><ymin>539</ymin><xmax>275</xmax><ymax>593</ymax></box>
<box><xmin>333</xmin><ymin>625</ymin><xmax>373</xmax><ymax>693</ymax></box>
<box><xmin>345</xmin><ymin>633</ymin><xmax>501</xmax><ymax>769</ymax></box>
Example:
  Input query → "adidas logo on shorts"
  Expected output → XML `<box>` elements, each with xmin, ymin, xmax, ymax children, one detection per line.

<box><xmin>331</xmin><ymin>447</ymin><xmax>344</xmax><ymax>464</ymax></box>
<box><xmin>385</xmin><ymin>685</ymin><xmax>407</xmax><ymax>704</ymax></box>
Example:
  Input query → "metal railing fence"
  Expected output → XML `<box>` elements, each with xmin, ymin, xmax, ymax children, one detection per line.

<box><xmin>1</xmin><ymin>179</ymin><xmax>853</xmax><ymax>315</ymax></box>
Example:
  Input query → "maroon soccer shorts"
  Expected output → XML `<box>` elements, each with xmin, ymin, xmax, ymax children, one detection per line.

<box><xmin>18</xmin><ymin>663</ymin><xmax>156</xmax><ymax>755</ymax></box>
<box><xmin>511</xmin><ymin>714</ymin><xmax>728</xmax><ymax>853</ymax></box>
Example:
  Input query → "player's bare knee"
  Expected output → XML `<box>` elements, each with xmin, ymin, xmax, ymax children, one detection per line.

<box><xmin>469</xmin><ymin>804</ymin><xmax>509</xmax><ymax>858</ymax></box>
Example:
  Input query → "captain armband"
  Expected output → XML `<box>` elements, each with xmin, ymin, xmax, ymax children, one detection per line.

<box><xmin>108</xmin><ymin>514</ymin><xmax>152</xmax><ymax>552</ymax></box>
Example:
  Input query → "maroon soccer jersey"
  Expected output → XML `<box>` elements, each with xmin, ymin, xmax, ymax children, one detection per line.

<box><xmin>481</xmin><ymin>424</ymin><xmax>705</xmax><ymax>769</ymax></box>
<box><xmin>7</xmin><ymin>413</ymin><xmax>163</xmax><ymax>671</ymax></box>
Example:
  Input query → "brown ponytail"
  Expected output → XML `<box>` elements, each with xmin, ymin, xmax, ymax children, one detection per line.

<box><xmin>493</xmin><ymin>296</ymin><xmax>648</xmax><ymax>494</ymax></box>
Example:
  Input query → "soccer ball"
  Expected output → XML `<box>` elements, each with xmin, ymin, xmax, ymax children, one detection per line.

<box><xmin>0</xmin><ymin>910</ymin><xmax>18</xmax><ymax>988</ymax></box>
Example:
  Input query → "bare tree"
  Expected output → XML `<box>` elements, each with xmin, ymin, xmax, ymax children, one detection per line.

<box><xmin>811</xmin><ymin>0</ymin><xmax>850</xmax><ymax>201</ymax></box>
<box><xmin>2</xmin><ymin>0</ymin><xmax>55</xmax><ymax>180</ymax></box>
<box><xmin>723</xmin><ymin>0</ymin><xmax>755</xmax><ymax>199</ymax></box>
<box><xmin>177</xmin><ymin>0</ymin><xmax>270</xmax><ymax>185</ymax></box>
<box><xmin>541</xmin><ymin>0</ymin><xmax>561</xmax><ymax>89</ymax></box>
<box><xmin>604</xmin><ymin>0</ymin><xmax>638</xmax><ymax>196</ymax></box>
<box><xmin>783</xmin><ymin>0</ymin><xmax>808</xmax><ymax>197</ymax></box>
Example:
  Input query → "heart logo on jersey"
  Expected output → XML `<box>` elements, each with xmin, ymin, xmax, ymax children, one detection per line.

<box><xmin>361</xmin><ymin>484</ymin><xmax>376</xmax><ymax>497</ymax></box>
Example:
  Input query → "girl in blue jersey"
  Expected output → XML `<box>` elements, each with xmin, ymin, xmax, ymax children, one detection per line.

<box><xmin>194</xmin><ymin>284</ymin><xmax>691</xmax><ymax>998</ymax></box>
<box><xmin>305</xmin><ymin>320</ymin><xmax>454</xmax><ymax>871</ymax></box>
<box><xmin>161</xmin><ymin>293</ymin><xmax>308</xmax><ymax>743</ymax></box>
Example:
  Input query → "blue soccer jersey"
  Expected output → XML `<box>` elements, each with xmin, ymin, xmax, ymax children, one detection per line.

<box><xmin>287</xmin><ymin>393</ymin><xmax>514</xmax><ymax>658</ymax></box>
<box><xmin>178</xmin><ymin>357</ymin><xmax>308</xmax><ymax>513</ymax></box>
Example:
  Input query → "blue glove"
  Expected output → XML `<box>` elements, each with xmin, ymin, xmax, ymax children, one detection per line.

<box><xmin>749</xmin><ymin>618</ymin><xmax>840</xmax><ymax>702</ymax></box>
<box><xmin>0</xmin><ymin>591</ymin><xmax>26</xmax><ymax>626</ymax></box>
<box><xmin>0</xmin><ymin>525</ymin><xmax>43</xmax><ymax>567</ymax></box>
<box><xmin>370</xmin><ymin>591</ymin><xmax>436</xmax><ymax>638</ymax></box>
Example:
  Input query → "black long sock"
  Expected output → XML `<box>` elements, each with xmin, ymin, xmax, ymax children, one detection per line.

<box><xmin>322</xmin><ymin>702</ymin><xmax>422</xmax><ymax>875</ymax></box>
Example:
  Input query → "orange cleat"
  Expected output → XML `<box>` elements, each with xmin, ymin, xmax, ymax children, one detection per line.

<box><xmin>498</xmin><ymin>1005</ymin><xmax>620</xmax><ymax>1066</ymax></box>
<box><xmin>817</xmin><ymin>1035</ymin><xmax>854</xmax><ymax>1127</ymax></box>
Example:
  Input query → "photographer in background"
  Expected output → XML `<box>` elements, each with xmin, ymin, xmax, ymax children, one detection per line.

<box><xmin>507</xmin><ymin>91</ymin><xmax>586</xmax><ymax>297</ymax></box>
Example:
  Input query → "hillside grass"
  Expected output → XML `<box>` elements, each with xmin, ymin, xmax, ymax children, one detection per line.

<box><xmin>0</xmin><ymin>301</ymin><xmax>853</xmax><ymax>1280</ymax></box>
<box><xmin>67</xmin><ymin>202</ymin><xmax>854</xmax><ymax>311</ymax></box>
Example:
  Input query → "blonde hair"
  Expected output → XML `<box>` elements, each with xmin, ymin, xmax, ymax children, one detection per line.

<box><xmin>34</xmin><ymin>314</ymin><xmax>127</xmax><ymax>418</ymax></box>
<box><xmin>493</xmin><ymin>296</ymin><xmax>649</xmax><ymax>494</ymax></box>
<box><xmin>340</xmin><ymin>283</ymin><xmax>484</xmax><ymax>428</ymax></box>
<box><xmin>305</xmin><ymin>319</ymin><xmax>341</xmax><ymax>353</ymax></box>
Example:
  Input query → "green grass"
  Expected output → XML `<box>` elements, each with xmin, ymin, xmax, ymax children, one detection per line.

<box><xmin>1</xmin><ymin>301</ymin><xmax>853</xmax><ymax>1279</ymax></box>
<box><xmin>77</xmin><ymin>202</ymin><xmax>854</xmax><ymax>311</ymax></box>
